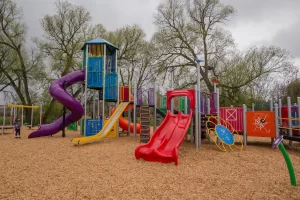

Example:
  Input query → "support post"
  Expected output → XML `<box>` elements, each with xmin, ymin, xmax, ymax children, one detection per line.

<box><xmin>92</xmin><ymin>90</ymin><xmax>95</xmax><ymax>118</ymax></box>
<box><xmin>195</xmin><ymin>58</ymin><xmax>203</xmax><ymax>148</ymax></box>
<box><xmin>287</xmin><ymin>97</ymin><xmax>292</xmax><ymax>146</ymax></box>
<box><xmin>279</xmin><ymin>99</ymin><xmax>282</xmax><ymax>126</ymax></box>
<box><xmin>297</xmin><ymin>97</ymin><xmax>300</xmax><ymax>135</ymax></box>
<box><xmin>116</xmin><ymin>67</ymin><xmax>120</xmax><ymax>137</ymax></box>
<box><xmin>133</xmin><ymin>80</ymin><xmax>137</xmax><ymax>137</ymax></box>
<box><xmin>39</xmin><ymin>105</ymin><xmax>42</xmax><ymax>127</ymax></box>
<box><xmin>243</xmin><ymin>104</ymin><xmax>247</xmax><ymax>146</ymax></box>
<box><xmin>184</xmin><ymin>96</ymin><xmax>188</xmax><ymax>141</ymax></box>
<box><xmin>97</xmin><ymin>98</ymin><xmax>100</xmax><ymax>118</ymax></box>
<box><xmin>153</xmin><ymin>82</ymin><xmax>157</xmax><ymax>132</ymax></box>
<box><xmin>62</xmin><ymin>81</ymin><xmax>67</xmax><ymax>137</ymax></box>
<box><xmin>10</xmin><ymin>106</ymin><xmax>13</xmax><ymax>126</ymax></box>
<box><xmin>194</xmin><ymin>85</ymin><xmax>198</xmax><ymax>147</ymax></box>
<box><xmin>214</xmin><ymin>83</ymin><xmax>217</xmax><ymax>93</ymax></box>
<box><xmin>102</xmin><ymin>44</ymin><xmax>106</xmax><ymax>128</ymax></box>
<box><xmin>84</xmin><ymin>44</ymin><xmax>89</xmax><ymax>136</ymax></box>
<box><xmin>274</xmin><ymin>103</ymin><xmax>279</xmax><ymax>138</ymax></box>
<box><xmin>207</xmin><ymin>96</ymin><xmax>210</xmax><ymax>115</ymax></box>
<box><xmin>2</xmin><ymin>105</ymin><xmax>5</xmax><ymax>135</ymax></box>
<box><xmin>252</xmin><ymin>103</ymin><xmax>255</xmax><ymax>111</ymax></box>
<box><xmin>170</xmin><ymin>69</ymin><xmax>174</xmax><ymax>112</ymax></box>
<box><xmin>270</xmin><ymin>99</ymin><xmax>273</xmax><ymax>111</ymax></box>
<box><xmin>13</xmin><ymin>104</ymin><xmax>16</xmax><ymax>120</ymax></box>
<box><xmin>30</xmin><ymin>105</ymin><xmax>34</xmax><ymax>128</ymax></box>
<box><xmin>21</xmin><ymin>107</ymin><xmax>23</xmax><ymax>126</ymax></box>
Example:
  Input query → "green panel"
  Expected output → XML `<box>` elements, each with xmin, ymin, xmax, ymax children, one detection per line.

<box><xmin>159</xmin><ymin>108</ymin><xmax>167</xmax><ymax>115</ymax></box>
<box><xmin>161</xmin><ymin>95</ymin><xmax>167</xmax><ymax>109</ymax></box>
<box><xmin>81</xmin><ymin>119</ymin><xmax>84</xmax><ymax>135</ymax></box>
<box><xmin>67</xmin><ymin>122</ymin><xmax>78</xmax><ymax>131</ymax></box>
<box><xmin>179</xmin><ymin>97</ymin><xmax>185</xmax><ymax>112</ymax></box>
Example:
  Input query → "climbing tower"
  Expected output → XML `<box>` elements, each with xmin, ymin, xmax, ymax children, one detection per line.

<box><xmin>81</xmin><ymin>38</ymin><xmax>119</xmax><ymax>136</ymax></box>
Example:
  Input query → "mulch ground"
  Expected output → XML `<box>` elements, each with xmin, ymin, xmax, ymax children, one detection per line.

<box><xmin>1</xmin><ymin>127</ymin><xmax>300</xmax><ymax>200</ymax></box>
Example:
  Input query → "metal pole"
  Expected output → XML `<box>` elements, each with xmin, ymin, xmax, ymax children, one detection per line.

<box><xmin>170</xmin><ymin>69</ymin><xmax>174</xmax><ymax>112</ymax></box>
<box><xmin>13</xmin><ymin>104</ymin><xmax>16</xmax><ymax>120</ymax></box>
<box><xmin>10</xmin><ymin>106</ymin><xmax>13</xmax><ymax>126</ymax></box>
<box><xmin>133</xmin><ymin>80</ymin><xmax>137</xmax><ymax>137</ymax></box>
<box><xmin>97</xmin><ymin>98</ymin><xmax>100</xmax><ymax>118</ymax></box>
<box><xmin>115</xmin><ymin>50</ymin><xmax>119</xmax><ymax>137</ymax></box>
<box><xmin>274</xmin><ymin>103</ymin><xmax>279</xmax><ymax>138</ymax></box>
<box><xmin>207</xmin><ymin>96</ymin><xmax>210</xmax><ymax>115</ymax></box>
<box><xmin>103</xmin><ymin>44</ymin><xmax>106</xmax><ymax>128</ymax></box>
<box><xmin>297</xmin><ymin>97</ymin><xmax>300</xmax><ymax>134</ymax></box>
<box><xmin>194</xmin><ymin>85</ymin><xmax>198</xmax><ymax>146</ymax></box>
<box><xmin>21</xmin><ymin>107</ymin><xmax>23</xmax><ymax>126</ymax></box>
<box><xmin>62</xmin><ymin>81</ymin><xmax>67</xmax><ymax>137</ymax></box>
<box><xmin>30</xmin><ymin>105</ymin><xmax>33</xmax><ymax>128</ymax></box>
<box><xmin>287</xmin><ymin>97</ymin><xmax>292</xmax><ymax>146</ymax></box>
<box><xmin>217</xmin><ymin>88</ymin><xmax>220</xmax><ymax>121</ymax></box>
<box><xmin>117</xmin><ymin>67</ymin><xmax>120</xmax><ymax>137</ymax></box>
<box><xmin>195</xmin><ymin>59</ymin><xmax>203</xmax><ymax>148</ymax></box>
<box><xmin>252</xmin><ymin>103</ymin><xmax>255</xmax><ymax>111</ymax></box>
<box><xmin>127</xmin><ymin>81</ymin><xmax>131</xmax><ymax>134</ymax></box>
<box><xmin>84</xmin><ymin>44</ymin><xmax>89</xmax><ymax>136</ymax></box>
<box><xmin>153</xmin><ymin>82</ymin><xmax>157</xmax><ymax>132</ymax></box>
<box><xmin>279</xmin><ymin>99</ymin><xmax>282</xmax><ymax>126</ymax></box>
<box><xmin>243</xmin><ymin>104</ymin><xmax>247</xmax><ymax>146</ymax></box>
<box><xmin>213</xmin><ymin>83</ymin><xmax>217</xmax><ymax>93</ymax></box>
<box><xmin>93</xmin><ymin>91</ymin><xmax>95</xmax><ymax>118</ymax></box>
<box><xmin>270</xmin><ymin>99</ymin><xmax>273</xmax><ymax>111</ymax></box>
<box><xmin>184</xmin><ymin>96</ymin><xmax>188</xmax><ymax>140</ymax></box>
<box><xmin>39</xmin><ymin>105</ymin><xmax>42</xmax><ymax>126</ymax></box>
<box><xmin>2</xmin><ymin>105</ymin><xmax>5</xmax><ymax>135</ymax></box>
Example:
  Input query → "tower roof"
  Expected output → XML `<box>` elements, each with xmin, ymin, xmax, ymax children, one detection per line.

<box><xmin>82</xmin><ymin>38</ymin><xmax>118</xmax><ymax>51</ymax></box>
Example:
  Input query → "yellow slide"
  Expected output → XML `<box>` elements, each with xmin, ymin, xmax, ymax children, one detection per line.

<box><xmin>71</xmin><ymin>102</ymin><xmax>130</xmax><ymax>145</ymax></box>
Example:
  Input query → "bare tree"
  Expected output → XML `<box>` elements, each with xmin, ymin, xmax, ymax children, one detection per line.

<box><xmin>35</xmin><ymin>0</ymin><xmax>96</xmax><ymax>122</ymax></box>
<box><xmin>105</xmin><ymin>25</ymin><xmax>157</xmax><ymax>88</ymax></box>
<box><xmin>0</xmin><ymin>0</ymin><xmax>44</xmax><ymax>121</ymax></box>
<box><xmin>153</xmin><ymin>0</ymin><xmax>235</xmax><ymax>92</ymax></box>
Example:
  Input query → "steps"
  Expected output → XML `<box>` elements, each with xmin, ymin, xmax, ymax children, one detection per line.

<box><xmin>140</xmin><ymin>106</ymin><xmax>150</xmax><ymax>143</ymax></box>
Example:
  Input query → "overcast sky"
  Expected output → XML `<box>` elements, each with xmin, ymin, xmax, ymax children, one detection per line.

<box><xmin>1</xmin><ymin>0</ymin><xmax>300</xmax><ymax>104</ymax></box>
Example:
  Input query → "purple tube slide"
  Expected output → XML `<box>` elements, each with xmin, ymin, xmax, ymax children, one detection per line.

<box><xmin>28</xmin><ymin>69</ymin><xmax>85</xmax><ymax>138</ymax></box>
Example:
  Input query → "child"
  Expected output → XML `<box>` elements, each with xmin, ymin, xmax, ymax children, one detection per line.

<box><xmin>14</xmin><ymin>117</ymin><xmax>22</xmax><ymax>138</ymax></box>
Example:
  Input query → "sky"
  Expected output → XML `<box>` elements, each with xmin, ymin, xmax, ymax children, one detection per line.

<box><xmin>1</xmin><ymin>0</ymin><xmax>300</xmax><ymax>104</ymax></box>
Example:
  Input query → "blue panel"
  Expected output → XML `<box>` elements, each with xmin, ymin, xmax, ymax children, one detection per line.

<box><xmin>215</xmin><ymin>125</ymin><xmax>234</xmax><ymax>145</ymax></box>
<box><xmin>292</xmin><ymin>106</ymin><xmax>299</xmax><ymax>126</ymax></box>
<box><xmin>86</xmin><ymin>119</ymin><xmax>102</xmax><ymax>136</ymax></box>
<box><xmin>105</xmin><ymin>86</ymin><xmax>117</xmax><ymax>100</ymax></box>
<box><xmin>105</xmin><ymin>73</ymin><xmax>118</xmax><ymax>86</ymax></box>
<box><xmin>87</xmin><ymin>57</ymin><xmax>103</xmax><ymax>88</ymax></box>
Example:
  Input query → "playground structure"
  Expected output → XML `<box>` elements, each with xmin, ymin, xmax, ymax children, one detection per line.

<box><xmin>1</xmin><ymin>103</ymin><xmax>42</xmax><ymax>135</ymax></box>
<box><xmin>23</xmin><ymin>37</ymin><xmax>300</xmax><ymax>163</ymax></box>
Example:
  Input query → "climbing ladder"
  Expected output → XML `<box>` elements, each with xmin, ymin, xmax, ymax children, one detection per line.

<box><xmin>140</xmin><ymin>106</ymin><xmax>150</xmax><ymax>143</ymax></box>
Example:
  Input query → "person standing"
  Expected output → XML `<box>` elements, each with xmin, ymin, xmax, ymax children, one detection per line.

<box><xmin>14</xmin><ymin>117</ymin><xmax>22</xmax><ymax>138</ymax></box>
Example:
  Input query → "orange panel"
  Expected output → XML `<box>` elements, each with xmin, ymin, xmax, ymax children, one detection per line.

<box><xmin>246</xmin><ymin>111</ymin><xmax>275</xmax><ymax>137</ymax></box>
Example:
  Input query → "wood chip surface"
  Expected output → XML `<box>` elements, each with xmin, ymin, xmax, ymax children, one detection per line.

<box><xmin>1</xmin><ymin>127</ymin><xmax>300</xmax><ymax>200</ymax></box>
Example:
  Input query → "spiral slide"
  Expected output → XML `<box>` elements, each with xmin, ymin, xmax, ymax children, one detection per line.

<box><xmin>28</xmin><ymin>69</ymin><xmax>85</xmax><ymax>138</ymax></box>
<box><xmin>135</xmin><ymin>111</ymin><xmax>192</xmax><ymax>165</ymax></box>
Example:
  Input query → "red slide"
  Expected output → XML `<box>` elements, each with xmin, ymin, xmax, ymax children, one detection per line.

<box><xmin>111</xmin><ymin>105</ymin><xmax>141</xmax><ymax>134</ymax></box>
<box><xmin>135</xmin><ymin>110</ymin><xmax>193</xmax><ymax>165</ymax></box>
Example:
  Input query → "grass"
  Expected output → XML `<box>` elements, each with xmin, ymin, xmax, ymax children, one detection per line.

<box><xmin>0</xmin><ymin>117</ymin><xmax>11</xmax><ymax>125</ymax></box>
